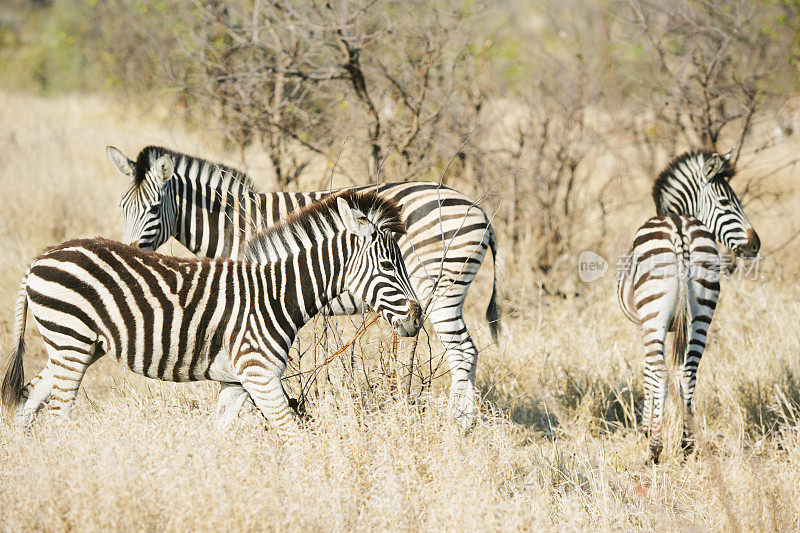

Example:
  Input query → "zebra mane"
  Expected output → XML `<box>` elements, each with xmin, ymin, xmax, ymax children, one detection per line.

<box><xmin>133</xmin><ymin>146</ymin><xmax>258</xmax><ymax>191</ymax></box>
<box><xmin>652</xmin><ymin>150</ymin><xmax>736</xmax><ymax>215</ymax></box>
<box><xmin>244</xmin><ymin>190</ymin><xmax>405</xmax><ymax>263</ymax></box>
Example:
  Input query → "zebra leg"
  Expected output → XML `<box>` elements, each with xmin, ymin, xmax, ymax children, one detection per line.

<box><xmin>678</xmin><ymin>319</ymin><xmax>706</xmax><ymax>456</ymax></box>
<box><xmin>18</xmin><ymin>372</ymin><xmax>46</xmax><ymax>411</ymax></box>
<box><xmin>216</xmin><ymin>382</ymin><xmax>252</xmax><ymax>428</ymax></box>
<box><xmin>45</xmin><ymin>346</ymin><xmax>97</xmax><ymax>420</ymax></box>
<box><xmin>19</xmin><ymin>364</ymin><xmax>55</xmax><ymax>426</ymax></box>
<box><xmin>642</xmin><ymin>327</ymin><xmax>668</xmax><ymax>464</ymax></box>
<box><xmin>427</xmin><ymin>300</ymin><xmax>479</xmax><ymax>431</ymax></box>
<box><xmin>235</xmin><ymin>357</ymin><xmax>300</xmax><ymax>437</ymax></box>
<box><xmin>641</xmin><ymin>377</ymin><xmax>653</xmax><ymax>438</ymax></box>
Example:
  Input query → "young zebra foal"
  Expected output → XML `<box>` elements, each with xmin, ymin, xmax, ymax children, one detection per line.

<box><xmin>618</xmin><ymin>150</ymin><xmax>760</xmax><ymax>463</ymax></box>
<box><xmin>1</xmin><ymin>190</ymin><xmax>422</xmax><ymax>435</ymax></box>
<box><xmin>618</xmin><ymin>214</ymin><xmax>720</xmax><ymax>463</ymax></box>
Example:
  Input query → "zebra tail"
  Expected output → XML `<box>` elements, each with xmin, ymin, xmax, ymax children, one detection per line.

<box><xmin>671</xmin><ymin>272</ymin><xmax>691</xmax><ymax>370</ymax></box>
<box><xmin>486</xmin><ymin>224</ymin><xmax>503</xmax><ymax>342</ymax></box>
<box><xmin>2</xmin><ymin>274</ymin><xmax>29</xmax><ymax>414</ymax></box>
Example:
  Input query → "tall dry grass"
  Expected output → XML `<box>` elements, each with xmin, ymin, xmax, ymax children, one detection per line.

<box><xmin>1</xmin><ymin>89</ymin><xmax>800</xmax><ymax>531</ymax></box>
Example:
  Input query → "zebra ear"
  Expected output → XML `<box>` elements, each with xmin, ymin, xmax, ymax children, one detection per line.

<box><xmin>337</xmin><ymin>197</ymin><xmax>375</xmax><ymax>239</ymax></box>
<box><xmin>107</xmin><ymin>146</ymin><xmax>135</xmax><ymax>178</ymax></box>
<box><xmin>723</xmin><ymin>147</ymin><xmax>735</xmax><ymax>161</ymax></box>
<box><xmin>701</xmin><ymin>153</ymin><xmax>723</xmax><ymax>181</ymax></box>
<box><xmin>154</xmin><ymin>154</ymin><xmax>175</xmax><ymax>182</ymax></box>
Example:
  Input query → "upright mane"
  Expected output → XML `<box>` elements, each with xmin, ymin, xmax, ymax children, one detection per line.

<box><xmin>651</xmin><ymin>150</ymin><xmax>736</xmax><ymax>214</ymax></box>
<box><xmin>133</xmin><ymin>145</ymin><xmax>258</xmax><ymax>191</ymax></box>
<box><xmin>244</xmin><ymin>190</ymin><xmax>405</xmax><ymax>263</ymax></box>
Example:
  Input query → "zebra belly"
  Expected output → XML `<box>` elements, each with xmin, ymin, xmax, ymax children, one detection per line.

<box><xmin>205</xmin><ymin>351</ymin><xmax>238</xmax><ymax>382</ymax></box>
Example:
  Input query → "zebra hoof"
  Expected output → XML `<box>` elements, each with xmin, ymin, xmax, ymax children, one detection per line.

<box><xmin>287</xmin><ymin>397</ymin><xmax>310</xmax><ymax>421</ymax></box>
<box><xmin>681</xmin><ymin>437</ymin><xmax>695</xmax><ymax>457</ymax></box>
<box><xmin>450</xmin><ymin>390</ymin><xmax>478</xmax><ymax>432</ymax></box>
<box><xmin>647</xmin><ymin>445</ymin><xmax>662</xmax><ymax>465</ymax></box>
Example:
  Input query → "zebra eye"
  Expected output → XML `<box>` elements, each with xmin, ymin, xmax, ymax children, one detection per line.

<box><xmin>379</xmin><ymin>260</ymin><xmax>394</xmax><ymax>272</ymax></box>
<box><xmin>717</xmin><ymin>198</ymin><xmax>731</xmax><ymax>207</ymax></box>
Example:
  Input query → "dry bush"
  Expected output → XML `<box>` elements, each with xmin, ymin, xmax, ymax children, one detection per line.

<box><xmin>10</xmin><ymin>0</ymin><xmax>796</xmax><ymax>274</ymax></box>
<box><xmin>84</xmin><ymin>0</ymin><xmax>496</xmax><ymax>188</ymax></box>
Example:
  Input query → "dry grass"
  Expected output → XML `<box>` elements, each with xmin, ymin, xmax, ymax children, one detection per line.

<box><xmin>1</xmin><ymin>90</ymin><xmax>800</xmax><ymax>531</ymax></box>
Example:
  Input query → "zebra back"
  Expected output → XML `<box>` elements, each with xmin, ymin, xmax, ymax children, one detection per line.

<box><xmin>109</xmin><ymin>145</ymin><xmax>500</xmax><ymax>310</ymax></box>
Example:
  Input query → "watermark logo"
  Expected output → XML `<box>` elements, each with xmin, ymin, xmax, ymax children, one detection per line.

<box><xmin>577</xmin><ymin>250</ymin><xmax>608</xmax><ymax>282</ymax></box>
<box><xmin>577</xmin><ymin>249</ymin><xmax>763</xmax><ymax>283</ymax></box>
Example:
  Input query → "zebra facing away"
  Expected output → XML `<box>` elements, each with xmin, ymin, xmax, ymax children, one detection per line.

<box><xmin>618</xmin><ymin>150</ymin><xmax>760</xmax><ymax>463</ymax></box>
<box><xmin>1</xmin><ymin>190</ymin><xmax>422</xmax><ymax>435</ymax></box>
<box><xmin>106</xmin><ymin>145</ymin><xmax>501</xmax><ymax>429</ymax></box>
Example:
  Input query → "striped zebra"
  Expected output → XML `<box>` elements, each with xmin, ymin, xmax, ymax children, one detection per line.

<box><xmin>618</xmin><ymin>150</ymin><xmax>760</xmax><ymax>463</ymax></box>
<box><xmin>1</xmin><ymin>190</ymin><xmax>422</xmax><ymax>436</ymax></box>
<box><xmin>106</xmin><ymin>145</ymin><xmax>501</xmax><ymax>428</ymax></box>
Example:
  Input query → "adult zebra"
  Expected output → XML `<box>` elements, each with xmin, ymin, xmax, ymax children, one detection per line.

<box><xmin>617</xmin><ymin>150</ymin><xmax>760</xmax><ymax>463</ymax></box>
<box><xmin>1</xmin><ymin>190</ymin><xmax>422</xmax><ymax>435</ymax></box>
<box><xmin>106</xmin><ymin>145</ymin><xmax>501</xmax><ymax>428</ymax></box>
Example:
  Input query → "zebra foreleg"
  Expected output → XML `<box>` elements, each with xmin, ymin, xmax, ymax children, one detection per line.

<box><xmin>215</xmin><ymin>382</ymin><xmax>253</xmax><ymax>429</ymax></box>
<box><xmin>235</xmin><ymin>357</ymin><xmax>300</xmax><ymax>438</ymax></box>
<box><xmin>215</xmin><ymin>382</ymin><xmax>304</xmax><ymax>428</ymax></box>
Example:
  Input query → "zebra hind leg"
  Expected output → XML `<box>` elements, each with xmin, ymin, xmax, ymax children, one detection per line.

<box><xmin>19</xmin><ymin>365</ymin><xmax>55</xmax><ymax>427</ymax></box>
<box><xmin>16</xmin><ymin>372</ymin><xmax>46</xmax><ymax>419</ymax></box>
<box><xmin>427</xmin><ymin>303</ymin><xmax>479</xmax><ymax>431</ymax></box>
<box><xmin>678</xmin><ymin>377</ymin><xmax>695</xmax><ymax>457</ymax></box>
<box><xmin>44</xmin><ymin>346</ymin><xmax>97</xmax><ymax>421</ymax></box>
<box><xmin>678</xmin><ymin>319</ymin><xmax>706</xmax><ymax>457</ymax></box>
<box><xmin>641</xmin><ymin>327</ymin><xmax>669</xmax><ymax>464</ymax></box>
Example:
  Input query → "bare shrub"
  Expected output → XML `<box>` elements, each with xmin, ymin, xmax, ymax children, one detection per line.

<box><xmin>86</xmin><ymin>1</ymin><xmax>496</xmax><ymax>188</ymax></box>
<box><xmin>624</xmin><ymin>0</ymin><xmax>798</xmax><ymax>165</ymax></box>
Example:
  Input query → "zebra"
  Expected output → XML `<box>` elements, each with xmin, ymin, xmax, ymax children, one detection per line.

<box><xmin>1</xmin><ymin>190</ymin><xmax>422</xmax><ymax>436</ymax></box>
<box><xmin>106</xmin><ymin>145</ymin><xmax>502</xmax><ymax>428</ymax></box>
<box><xmin>617</xmin><ymin>150</ymin><xmax>760</xmax><ymax>463</ymax></box>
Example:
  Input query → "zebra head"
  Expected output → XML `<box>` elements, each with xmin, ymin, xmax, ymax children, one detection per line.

<box><xmin>107</xmin><ymin>146</ymin><xmax>178</xmax><ymax>250</ymax></box>
<box><xmin>335</xmin><ymin>195</ymin><xmax>422</xmax><ymax>337</ymax></box>
<box><xmin>652</xmin><ymin>150</ymin><xmax>760</xmax><ymax>258</ymax></box>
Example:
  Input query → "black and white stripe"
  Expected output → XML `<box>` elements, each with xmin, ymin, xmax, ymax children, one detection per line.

<box><xmin>1</xmin><ymin>191</ymin><xmax>422</xmax><ymax>436</ymax></box>
<box><xmin>106</xmin><ymin>145</ymin><xmax>502</xmax><ymax>428</ymax></box>
<box><xmin>618</xmin><ymin>150</ymin><xmax>760</xmax><ymax>463</ymax></box>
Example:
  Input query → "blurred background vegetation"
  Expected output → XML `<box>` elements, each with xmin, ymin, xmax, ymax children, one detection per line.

<box><xmin>1</xmin><ymin>0</ymin><xmax>799</xmax><ymax>274</ymax></box>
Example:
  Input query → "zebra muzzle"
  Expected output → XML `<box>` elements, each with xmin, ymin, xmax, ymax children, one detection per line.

<box><xmin>735</xmin><ymin>228</ymin><xmax>760</xmax><ymax>258</ymax></box>
<box><xmin>393</xmin><ymin>301</ymin><xmax>423</xmax><ymax>337</ymax></box>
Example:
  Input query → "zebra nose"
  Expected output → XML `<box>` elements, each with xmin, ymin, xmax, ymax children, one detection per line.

<box><xmin>408</xmin><ymin>300</ymin><xmax>422</xmax><ymax>323</ymax></box>
<box><xmin>740</xmin><ymin>229</ymin><xmax>760</xmax><ymax>257</ymax></box>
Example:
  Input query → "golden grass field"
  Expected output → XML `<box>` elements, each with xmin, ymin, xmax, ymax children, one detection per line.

<box><xmin>1</xmin><ymin>89</ymin><xmax>800</xmax><ymax>531</ymax></box>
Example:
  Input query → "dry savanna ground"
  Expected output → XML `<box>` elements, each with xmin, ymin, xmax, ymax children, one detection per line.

<box><xmin>1</xmin><ymin>90</ymin><xmax>800</xmax><ymax>531</ymax></box>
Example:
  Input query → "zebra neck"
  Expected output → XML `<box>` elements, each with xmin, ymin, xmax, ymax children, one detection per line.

<box><xmin>655</xmin><ymin>183</ymin><xmax>698</xmax><ymax>219</ymax></box>
<box><xmin>254</xmin><ymin>239</ymin><xmax>349</xmax><ymax>328</ymax></box>
<box><xmin>174</xmin><ymin>173</ymin><xmax>264</xmax><ymax>260</ymax></box>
